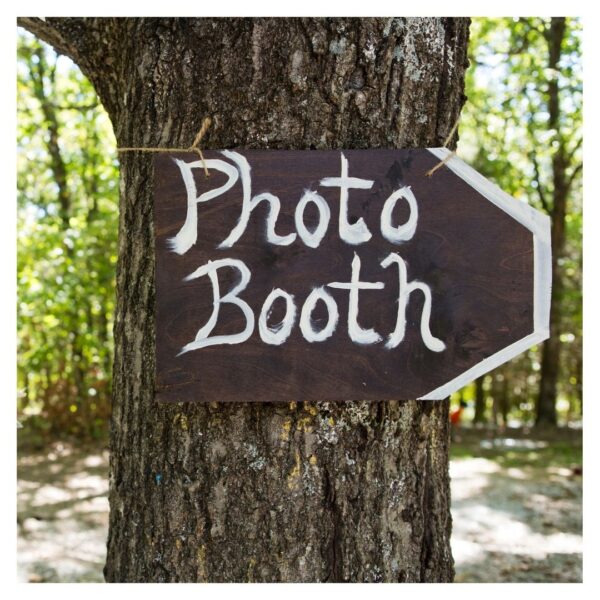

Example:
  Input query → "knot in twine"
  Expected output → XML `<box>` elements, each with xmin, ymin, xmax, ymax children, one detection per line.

<box><xmin>425</xmin><ymin>116</ymin><xmax>461</xmax><ymax>178</ymax></box>
<box><xmin>118</xmin><ymin>117</ymin><xmax>212</xmax><ymax>178</ymax></box>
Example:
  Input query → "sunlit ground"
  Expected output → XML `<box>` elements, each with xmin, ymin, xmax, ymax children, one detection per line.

<box><xmin>17</xmin><ymin>443</ymin><xmax>109</xmax><ymax>582</ymax></box>
<box><xmin>17</xmin><ymin>429</ymin><xmax>582</xmax><ymax>583</ymax></box>
<box><xmin>450</xmin><ymin>429</ymin><xmax>582</xmax><ymax>582</ymax></box>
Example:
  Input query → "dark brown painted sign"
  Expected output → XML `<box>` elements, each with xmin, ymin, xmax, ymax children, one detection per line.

<box><xmin>154</xmin><ymin>149</ymin><xmax>551</xmax><ymax>403</ymax></box>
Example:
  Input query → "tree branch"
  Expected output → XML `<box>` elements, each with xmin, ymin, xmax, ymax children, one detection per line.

<box><xmin>18</xmin><ymin>18</ymin><xmax>79</xmax><ymax>60</ymax></box>
<box><xmin>17</xmin><ymin>17</ymin><xmax>122</xmax><ymax>120</ymax></box>
<box><xmin>566</xmin><ymin>162</ymin><xmax>583</xmax><ymax>191</ymax></box>
<box><xmin>54</xmin><ymin>102</ymin><xmax>100</xmax><ymax>111</ymax></box>
<box><xmin>530</xmin><ymin>151</ymin><xmax>551</xmax><ymax>215</ymax></box>
<box><xmin>566</xmin><ymin>136</ymin><xmax>583</xmax><ymax>165</ymax></box>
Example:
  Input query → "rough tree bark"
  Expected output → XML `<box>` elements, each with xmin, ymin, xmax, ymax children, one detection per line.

<box><xmin>19</xmin><ymin>17</ymin><xmax>470</xmax><ymax>582</ymax></box>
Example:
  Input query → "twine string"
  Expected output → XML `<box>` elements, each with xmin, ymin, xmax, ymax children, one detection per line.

<box><xmin>118</xmin><ymin>114</ymin><xmax>458</xmax><ymax>180</ymax></box>
<box><xmin>118</xmin><ymin>117</ymin><xmax>212</xmax><ymax>178</ymax></box>
<box><xmin>425</xmin><ymin>116</ymin><xmax>461</xmax><ymax>178</ymax></box>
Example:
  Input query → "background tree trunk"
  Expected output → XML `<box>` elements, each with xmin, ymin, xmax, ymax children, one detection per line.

<box><xmin>536</xmin><ymin>17</ymin><xmax>569</xmax><ymax>427</ymax></box>
<box><xmin>473</xmin><ymin>377</ymin><xmax>486</xmax><ymax>425</ymax></box>
<box><xmin>19</xmin><ymin>17</ymin><xmax>470</xmax><ymax>582</ymax></box>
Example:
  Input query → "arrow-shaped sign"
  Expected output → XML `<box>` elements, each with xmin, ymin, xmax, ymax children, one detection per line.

<box><xmin>153</xmin><ymin>148</ymin><xmax>551</xmax><ymax>403</ymax></box>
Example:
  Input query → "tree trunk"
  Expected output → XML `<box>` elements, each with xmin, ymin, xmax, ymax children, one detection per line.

<box><xmin>473</xmin><ymin>377</ymin><xmax>486</xmax><ymax>424</ymax></box>
<box><xmin>491</xmin><ymin>372</ymin><xmax>509</xmax><ymax>429</ymax></box>
<box><xmin>500</xmin><ymin>373</ymin><xmax>509</xmax><ymax>427</ymax></box>
<box><xmin>19</xmin><ymin>17</ymin><xmax>470</xmax><ymax>582</ymax></box>
<box><xmin>536</xmin><ymin>17</ymin><xmax>568</xmax><ymax>428</ymax></box>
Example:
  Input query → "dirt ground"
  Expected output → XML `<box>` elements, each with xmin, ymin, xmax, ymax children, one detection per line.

<box><xmin>17</xmin><ymin>428</ymin><xmax>582</xmax><ymax>583</ymax></box>
<box><xmin>17</xmin><ymin>442</ymin><xmax>109</xmax><ymax>582</ymax></box>
<box><xmin>450</xmin><ymin>428</ymin><xmax>582</xmax><ymax>582</ymax></box>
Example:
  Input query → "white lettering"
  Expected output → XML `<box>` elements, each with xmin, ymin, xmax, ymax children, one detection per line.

<box><xmin>299</xmin><ymin>287</ymin><xmax>339</xmax><ymax>342</ymax></box>
<box><xmin>380</xmin><ymin>185</ymin><xmax>418</xmax><ymax>244</ymax></box>
<box><xmin>328</xmin><ymin>253</ymin><xmax>384</xmax><ymax>344</ymax></box>
<box><xmin>169</xmin><ymin>158</ymin><xmax>239</xmax><ymax>255</ymax></box>
<box><xmin>259</xmin><ymin>288</ymin><xmax>297</xmax><ymax>345</ymax></box>
<box><xmin>381</xmin><ymin>252</ymin><xmax>445</xmax><ymax>352</ymax></box>
<box><xmin>295</xmin><ymin>190</ymin><xmax>331</xmax><ymax>248</ymax></box>
<box><xmin>179</xmin><ymin>258</ymin><xmax>254</xmax><ymax>354</ymax></box>
<box><xmin>219</xmin><ymin>150</ymin><xmax>296</xmax><ymax>248</ymax></box>
<box><xmin>169</xmin><ymin>153</ymin><xmax>447</xmax><ymax>356</ymax></box>
<box><xmin>320</xmin><ymin>153</ymin><xmax>374</xmax><ymax>245</ymax></box>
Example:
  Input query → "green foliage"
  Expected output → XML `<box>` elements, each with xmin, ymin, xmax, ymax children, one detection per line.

<box><xmin>17</xmin><ymin>31</ymin><xmax>118</xmax><ymax>437</ymax></box>
<box><xmin>16</xmin><ymin>20</ymin><xmax>582</xmax><ymax>437</ymax></box>
<box><xmin>452</xmin><ymin>18</ymin><xmax>583</xmax><ymax>426</ymax></box>
<box><xmin>451</xmin><ymin>436</ymin><xmax>582</xmax><ymax>470</ymax></box>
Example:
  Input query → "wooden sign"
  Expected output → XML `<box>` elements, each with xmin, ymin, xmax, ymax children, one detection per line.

<box><xmin>153</xmin><ymin>149</ymin><xmax>551</xmax><ymax>403</ymax></box>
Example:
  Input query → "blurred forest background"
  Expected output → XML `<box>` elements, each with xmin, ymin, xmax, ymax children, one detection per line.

<box><xmin>16</xmin><ymin>18</ymin><xmax>582</xmax><ymax>438</ymax></box>
<box><xmin>16</xmin><ymin>17</ymin><xmax>582</xmax><ymax>583</ymax></box>
<box><xmin>17</xmin><ymin>31</ymin><xmax>117</xmax><ymax>439</ymax></box>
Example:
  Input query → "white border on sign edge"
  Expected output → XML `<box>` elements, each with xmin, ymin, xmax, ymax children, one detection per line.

<box><xmin>418</xmin><ymin>147</ymin><xmax>552</xmax><ymax>400</ymax></box>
